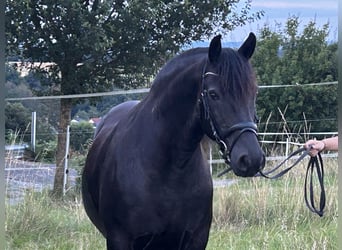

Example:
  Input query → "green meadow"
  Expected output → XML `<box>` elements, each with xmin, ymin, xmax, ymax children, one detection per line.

<box><xmin>5</xmin><ymin>158</ymin><xmax>337</xmax><ymax>250</ymax></box>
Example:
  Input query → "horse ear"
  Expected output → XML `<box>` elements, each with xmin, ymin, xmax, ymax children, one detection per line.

<box><xmin>238</xmin><ymin>32</ymin><xmax>256</xmax><ymax>59</ymax></box>
<box><xmin>208</xmin><ymin>34</ymin><xmax>222</xmax><ymax>63</ymax></box>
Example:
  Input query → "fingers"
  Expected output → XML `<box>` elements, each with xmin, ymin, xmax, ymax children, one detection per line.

<box><xmin>304</xmin><ymin>139</ymin><xmax>324</xmax><ymax>157</ymax></box>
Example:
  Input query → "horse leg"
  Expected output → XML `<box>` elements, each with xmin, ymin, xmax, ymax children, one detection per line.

<box><xmin>106</xmin><ymin>228</ymin><xmax>131</xmax><ymax>250</ymax></box>
<box><xmin>185</xmin><ymin>222</ymin><xmax>211</xmax><ymax>250</ymax></box>
<box><xmin>185</xmin><ymin>232</ymin><xmax>209</xmax><ymax>250</ymax></box>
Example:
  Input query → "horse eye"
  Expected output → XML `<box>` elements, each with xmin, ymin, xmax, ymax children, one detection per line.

<box><xmin>208</xmin><ymin>90</ymin><xmax>219</xmax><ymax>100</ymax></box>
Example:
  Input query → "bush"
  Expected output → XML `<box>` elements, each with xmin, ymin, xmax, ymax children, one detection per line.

<box><xmin>70</xmin><ymin>122</ymin><xmax>94</xmax><ymax>153</ymax></box>
<box><xmin>35</xmin><ymin>140</ymin><xmax>57</xmax><ymax>163</ymax></box>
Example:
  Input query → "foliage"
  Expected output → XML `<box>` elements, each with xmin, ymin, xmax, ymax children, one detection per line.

<box><xmin>5</xmin><ymin>102</ymin><xmax>31</xmax><ymax>143</ymax></box>
<box><xmin>71</xmin><ymin>92</ymin><xmax>148</xmax><ymax>120</ymax></box>
<box><xmin>6</xmin><ymin>0</ymin><xmax>263</xmax><ymax>93</ymax></box>
<box><xmin>6</xmin><ymin>0</ymin><xmax>263</xmax><ymax>197</ymax></box>
<box><xmin>69</xmin><ymin>121</ymin><xmax>94</xmax><ymax>153</ymax></box>
<box><xmin>6</xmin><ymin>64</ymin><xmax>26</xmax><ymax>86</ymax></box>
<box><xmin>257</xmin><ymin>84</ymin><xmax>337</xmax><ymax>134</ymax></box>
<box><xmin>5</xmin><ymin>103</ymin><xmax>57</xmax><ymax>147</ymax></box>
<box><xmin>5</xmin><ymin>100</ymin><xmax>58</xmax><ymax>152</ymax></box>
<box><xmin>252</xmin><ymin>17</ymin><xmax>338</xmax><ymax>135</ymax></box>
<box><xmin>5</xmin><ymin>64</ymin><xmax>60</xmax><ymax>146</ymax></box>
<box><xmin>253</xmin><ymin>16</ymin><xmax>337</xmax><ymax>85</ymax></box>
<box><xmin>35</xmin><ymin>140</ymin><xmax>57</xmax><ymax>163</ymax></box>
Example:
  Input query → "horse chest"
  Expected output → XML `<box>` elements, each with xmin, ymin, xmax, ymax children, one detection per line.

<box><xmin>100</xmin><ymin>164</ymin><xmax>212</xmax><ymax>226</ymax></box>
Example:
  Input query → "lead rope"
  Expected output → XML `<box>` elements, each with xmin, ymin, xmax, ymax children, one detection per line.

<box><xmin>257</xmin><ymin>146</ymin><xmax>326</xmax><ymax>217</ymax></box>
<box><xmin>304</xmin><ymin>152</ymin><xmax>325</xmax><ymax>217</ymax></box>
<box><xmin>218</xmin><ymin>146</ymin><xmax>326</xmax><ymax>216</ymax></box>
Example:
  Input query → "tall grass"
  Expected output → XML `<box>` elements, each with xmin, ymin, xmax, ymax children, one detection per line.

<box><xmin>5</xmin><ymin>191</ymin><xmax>105</xmax><ymax>249</ymax></box>
<box><xmin>5</xmin><ymin>158</ymin><xmax>337</xmax><ymax>249</ymax></box>
<box><xmin>209</xmin><ymin>157</ymin><xmax>338</xmax><ymax>249</ymax></box>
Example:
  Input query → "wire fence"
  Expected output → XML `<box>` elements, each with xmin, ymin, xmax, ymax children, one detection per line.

<box><xmin>5</xmin><ymin>131</ymin><xmax>338</xmax><ymax>205</ymax></box>
<box><xmin>5</xmin><ymin>81</ymin><xmax>338</xmax><ymax>102</ymax></box>
<box><xmin>5</xmin><ymin>81</ymin><xmax>338</xmax><ymax>136</ymax></box>
<box><xmin>4</xmin><ymin>82</ymin><xmax>338</xmax><ymax>203</ymax></box>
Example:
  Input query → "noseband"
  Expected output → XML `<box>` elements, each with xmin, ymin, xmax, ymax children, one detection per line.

<box><xmin>200</xmin><ymin>68</ymin><xmax>258</xmax><ymax>167</ymax></box>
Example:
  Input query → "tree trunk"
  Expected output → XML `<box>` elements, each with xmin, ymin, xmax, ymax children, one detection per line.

<box><xmin>52</xmin><ymin>98</ymin><xmax>72</xmax><ymax>198</ymax></box>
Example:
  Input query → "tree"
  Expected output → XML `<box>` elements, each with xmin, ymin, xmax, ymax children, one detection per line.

<box><xmin>253</xmin><ymin>16</ymin><xmax>337</xmax><ymax>85</ymax></box>
<box><xmin>5</xmin><ymin>63</ymin><xmax>59</xmax><ymax>152</ymax></box>
<box><xmin>252</xmin><ymin>16</ymin><xmax>337</xmax><ymax>139</ymax></box>
<box><xmin>250</xmin><ymin>24</ymin><xmax>282</xmax><ymax>85</ymax></box>
<box><xmin>6</xmin><ymin>0</ymin><xmax>263</xmax><ymax>197</ymax></box>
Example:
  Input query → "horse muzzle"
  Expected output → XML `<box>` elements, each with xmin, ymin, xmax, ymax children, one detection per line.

<box><xmin>215</xmin><ymin>125</ymin><xmax>266</xmax><ymax>177</ymax></box>
<box><xmin>228</xmin><ymin>132</ymin><xmax>266</xmax><ymax>177</ymax></box>
<box><xmin>231</xmin><ymin>150</ymin><xmax>265</xmax><ymax>177</ymax></box>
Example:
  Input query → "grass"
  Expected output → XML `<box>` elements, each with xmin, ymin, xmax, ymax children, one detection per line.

<box><xmin>209</xmin><ymin>163</ymin><xmax>338</xmax><ymax>250</ymax></box>
<box><xmin>5</xmin><ymin>192</ymin><xmax>104</xmax><ymax>250</ymax></box>
<box><xmin>5</xmin><ymin>158</ymin><xmax>337</xmax><ymax>249</ymax></box>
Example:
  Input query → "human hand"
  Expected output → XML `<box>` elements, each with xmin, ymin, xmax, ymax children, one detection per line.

<box><xmin>304</xmin><ymin>139</ymin><xmax>325</xmax><ymax>157</ymax></box>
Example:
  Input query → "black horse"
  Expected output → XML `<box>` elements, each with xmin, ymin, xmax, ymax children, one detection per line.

<box><xmin>82</xmin><ymin>33</ymin><xmax>265</xmax><ymax>250</ymax></box>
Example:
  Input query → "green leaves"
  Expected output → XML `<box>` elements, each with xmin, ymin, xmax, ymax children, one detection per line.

<box><xmin>6</xmin><ymin>0</ymin><xmax>263</xmax><ymax>93</ymax></box>
<box><xmin>253</xmin><ymin>16</ymin><xmax>337</xmax><ymax>86</ymax></box>
<box><xmin>253</xmin><ymin>16</ymin><xmax>337</xmax><ymax>135</ymax></box>
<box><xmin>69</xmin><ymin>121</ymin><xmax>94</xmax><ymax>153</ymax></box>
<box><xmin>6</xmin><ymin>0</ymin><xmax>264</xmax><ymax>196</ymax></box>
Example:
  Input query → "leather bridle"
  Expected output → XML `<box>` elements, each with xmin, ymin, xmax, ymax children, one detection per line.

<box><xmin>200</xmin><ymin>65</ymin><xmax>326</xmax><ymax>217</ymax></box>
<box><xmin>200</xmin><ymin>66</ymin><xmax>258</xmax><ymax>169</ymax></box>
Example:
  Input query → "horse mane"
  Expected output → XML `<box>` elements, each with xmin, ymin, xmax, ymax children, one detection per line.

<box><xmin>151</xmin><ymin>47</ymin><xmax>257</xmax><ymax>102</ymax></box>
<box><xmin>152</xmin><ymin>48</ymin><xmax>207</xmax><ymax>82</ymax></box>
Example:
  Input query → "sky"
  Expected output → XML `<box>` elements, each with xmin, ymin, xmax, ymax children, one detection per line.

<box><xmin>227</xmin><ymin>0</ymin><xmax>338</xmax><ymax>42</ymax></box>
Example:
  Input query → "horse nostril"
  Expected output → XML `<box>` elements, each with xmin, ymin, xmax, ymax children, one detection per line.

<box><xmin>237</xmin><ymin>153</ymin><xmax>265</xmax><ymax>173</ymax></box>
<box><xmin>239</xmin><ymin>155</ymin><xmax>248</xmax><ymax>165</ymax></box>
<box><xmin>238</xmin><ymin>155</ymin><xmax>250</xmax><ymax>171</ymax></box>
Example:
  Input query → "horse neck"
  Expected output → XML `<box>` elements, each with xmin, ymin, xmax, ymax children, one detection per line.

<box><xmin>148</xmin><ymin>60</ymin><xmax>205</xmax><ymax>151</ymax></box>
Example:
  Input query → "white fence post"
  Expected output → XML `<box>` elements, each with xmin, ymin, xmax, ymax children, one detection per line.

<box><xmin>31</xmin><ymin>111</ymin><xmax>36</xmax><ymax>152</ymax></box>
<box><xmin>63</xmin><ymin>125</ymin><xmax>70</xmax><ymax>196</ymax></box>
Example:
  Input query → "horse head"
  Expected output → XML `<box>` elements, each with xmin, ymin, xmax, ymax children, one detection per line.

<box><xmin>200</xmin><ymin>33</ymin><xmax>265</xmax><ymax>177</ymax></box>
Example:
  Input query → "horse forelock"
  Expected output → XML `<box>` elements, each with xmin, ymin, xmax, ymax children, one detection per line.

<box><xmin>217</xmin><ymin>49</ymin><xmax>257</xmax><ymax>102</ymax></box>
